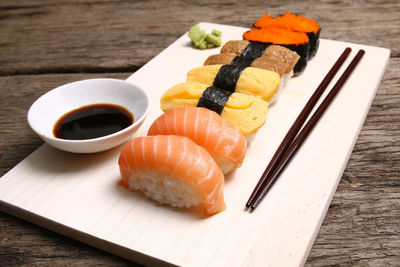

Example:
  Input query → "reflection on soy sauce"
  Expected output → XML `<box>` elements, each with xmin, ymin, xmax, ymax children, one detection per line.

<box><xmin>53</xmin><ymin>103</ymin><xmax>133</xmax><ymax>140</ymax></box>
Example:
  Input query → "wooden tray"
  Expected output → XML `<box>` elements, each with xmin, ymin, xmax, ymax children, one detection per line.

<box><xmin>0</xmin><ymin>23</ymin><xmax>390</xmax><ymax>266</ymax></box>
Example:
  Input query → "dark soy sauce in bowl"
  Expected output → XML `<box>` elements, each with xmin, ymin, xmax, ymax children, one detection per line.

<box><xmin>53</xmin><ymin>103</ymin><xmax>133</xmax><ymax>140</ymax></box>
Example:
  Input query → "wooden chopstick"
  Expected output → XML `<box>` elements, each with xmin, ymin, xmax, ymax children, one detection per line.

<box><xmin>247</xmin><ymin>48</ymin><xmax>365</xmax><ymax>211</ymax></box>
<box><xmin>246</xmin><ymin>47</ymin><xmax>352</xmax><ymax>208</ymax></box>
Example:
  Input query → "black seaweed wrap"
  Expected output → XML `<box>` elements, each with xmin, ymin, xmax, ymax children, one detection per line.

<box><xmin>231</xmin><ymin>56</ymin><xmax>255</xmax><ymax>68</ymax></box>
<box><xmin>240</xmin><ymin>42</ymin><xmax>268</xmax><ymax>59</ymax></box>
<box><xmin>197</xmin><ymin>86</ymin><xmax>232</xmax><ymax>115</ymax></box>
<box><xmin>231</xmin><ymin>42</ymin><xmax>268</xmax><ymax>67</ymax></box>
<box><xmin>213</xmin><ymin>64</ymin><xmax>243</xmax><ymax>92</ymax></box>
<box><xmin>307</xmin><ymin>28</ymin><xmax>321</xmax><ymax>57</ymax></box>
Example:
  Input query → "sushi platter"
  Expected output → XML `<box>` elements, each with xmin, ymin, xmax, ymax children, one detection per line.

<box><xmin>0</xmin><ymin>22</ymin><xmax>389</xmax><ymax>266</ymax></box>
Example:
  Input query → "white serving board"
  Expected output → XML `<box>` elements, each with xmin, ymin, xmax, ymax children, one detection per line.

<box><xmin>0</xmin><ymin>23</ymin><xmax>390</xmax><ymax>267</ymax></box>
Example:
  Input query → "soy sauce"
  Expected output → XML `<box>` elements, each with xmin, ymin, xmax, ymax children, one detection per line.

<box><xmin>53</xmin><ymin>103</ymin><xmax>133</xmax><ymax>140</ymax></box>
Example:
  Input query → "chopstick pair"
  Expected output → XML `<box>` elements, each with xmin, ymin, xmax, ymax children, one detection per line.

<box><xmin>246</xmin><ymin>47</ymin><xmax>365</xmax><ymax>211</ymax></box>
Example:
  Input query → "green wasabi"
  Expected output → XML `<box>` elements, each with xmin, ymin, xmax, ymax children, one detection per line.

<box><xmin>188</xmin><ymin>25</ymin><xmax>222</xmax><ymax>49</ymax></box>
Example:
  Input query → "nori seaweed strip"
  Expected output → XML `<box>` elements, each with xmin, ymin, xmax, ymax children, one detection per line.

<box><xmin>214</xmin><ymin>42</ymin><xmax>269</xmax><ymax>91</ymax></box>
<box><xmin>213</xmin><ymin>64</ymin><xmax>243</xmax><ymax>92</ymax></box>
<box><xmin>197</xmin><ymin>86</ymin><xmax>232</xmax><ymax>115</ymax></box>
<box><xmin>231</xmin><ymin>42</ymin><xmax>268</xmax><ymax>67</ymax></box>
<box><xmin>231</xmin><ymin>56</ymin><xmax>255</xmax><ymax>68</ymax></box>
<box><xmin>240</xmin><ymin>42</ymin><xmax>268</xmax><ymax>59</ymax></box>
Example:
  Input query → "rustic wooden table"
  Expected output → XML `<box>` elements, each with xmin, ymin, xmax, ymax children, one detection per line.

<box><xmin>0</xmin><ymin>0</ymin><xmax>399</xmax><ymax>266</ymax></box>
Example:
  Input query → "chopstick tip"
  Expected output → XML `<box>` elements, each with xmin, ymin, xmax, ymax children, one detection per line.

<box><xmin>245</xmin><ymin>201</ymin><xmax>252</xmax><ymax>209</ymax></box>
<box><xmin>244</xmin><ymin>202</ymin><xmax>257</xmax><ymax>213</ymax></box>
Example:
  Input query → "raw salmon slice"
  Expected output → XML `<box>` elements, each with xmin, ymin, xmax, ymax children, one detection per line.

<box><xmin>148</xmin><ymin>107</ymin><xmax>247</xmax><ymax>174</ymax></box>
<box><xmin>118</xmin><ymin>135</ymin><xmax>226</xmax><ymax>215</ymax></box>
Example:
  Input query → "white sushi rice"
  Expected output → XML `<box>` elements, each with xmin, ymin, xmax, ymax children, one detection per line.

<box><xmin>215</xmin><ymin>156</ymin><xmax>235</xmax><ymax>175</ymax></box>
<box><xmin>269</xmin><ymin>70</ymin><xmax>293</xmax><ymax>105</ymax></box>
<box><xmin>129</xmin><ymin>170</ymin><xmax>203</xmax><ymax>208</ymax></box>
<box><xmin>245</xmin><ymin>133</ymin><xmax>256</xmax><ymax>143</ymax></box>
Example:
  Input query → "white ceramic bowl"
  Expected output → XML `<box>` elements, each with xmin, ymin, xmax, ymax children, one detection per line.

<box><xmin>28</xmin><ymin>78</ymin><xmax>149</xmax><ymax>153</ymax></box>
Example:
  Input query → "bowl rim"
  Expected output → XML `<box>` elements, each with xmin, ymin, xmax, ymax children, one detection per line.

<box><xmin>27</xmin><ymin>78</ymin><xmax>150</xmax><ymax>144</ymax></box>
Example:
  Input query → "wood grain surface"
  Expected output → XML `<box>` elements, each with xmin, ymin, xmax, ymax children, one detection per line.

<box><xmin>0</xmin><ymin>0</ymin><xmax>399</xmax><ymax>266</ymax></box>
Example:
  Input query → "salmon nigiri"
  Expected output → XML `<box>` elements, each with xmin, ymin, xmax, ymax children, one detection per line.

<box><xmin>148</xmin><ymin>107</ymin><xmax>247</xmax><ymax>174</ymax></box>
<box><xmin>118</xmin><ymin>135</ymin><xmax>226</xmax><ymax>215</ymax></box>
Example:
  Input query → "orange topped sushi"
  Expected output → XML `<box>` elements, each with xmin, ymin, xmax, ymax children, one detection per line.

<box><xmin>243</xmin><ymin>12</ymin><xmax>321</xmax><ymax>74</ymax></box>
<box><xmin>253</xmin><ymin>12</ymin><xmax>320</xmax><ymax>57</ymax></box>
